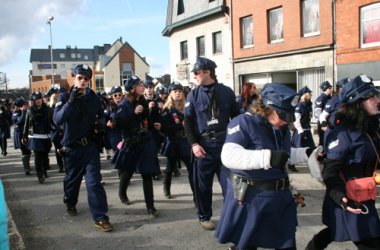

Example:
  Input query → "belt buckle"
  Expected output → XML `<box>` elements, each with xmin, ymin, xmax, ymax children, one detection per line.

<box><xmin>80</xmin><ymin>138</ymin><xmax>88</xmax><ymax>145</ymax></box>
<box><xmin>276</xmin><ymin>179</ymin><xmax>286</xmax><ymax>190</ymax></box>
<box><xmin>209</xmin><ymin>131</ymin><xmax>215</xmax><ymax>139</ymax></box>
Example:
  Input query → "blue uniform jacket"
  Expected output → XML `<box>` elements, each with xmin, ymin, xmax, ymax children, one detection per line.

<box><xmin>323</xmin><ymin>96</ymin><xmax>341</xmax><ymax>126</ymax></box>
<box><xmin>53</xmin><ymin>88</ymin><xmax>103</xmax><ymax>147</ymax></box>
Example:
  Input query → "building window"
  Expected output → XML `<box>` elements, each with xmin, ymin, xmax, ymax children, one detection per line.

<box><xmin>77</xmin><ymin>53</ymin><xmax>81</xmax><ymax>58</ymax></box>
<box><xmin>84</xmin><ymin>55</ymin><xmax>88</xmax><ymax>60</ymax></box>
<box><xmin>212</xmin><ymin>31</ymin><xmax>222</xmax><ymax>54</ymax></box>
<box><xmin>95</xmin><ymin>75</ymin><xmax>104</xmax><ymax>92</ymax></box>
<box><xmin>302</xmin><ymin>0</ymin><xmax>320</xmax><ymax>37</ymax></box>
<box><xmin>361</xmin><ymin>3</ymin><xmax>380</xmax><ymax>48</ymax></box>
<box><xmin>71</xmin><ymin>53</ymin><xmax>76</xmax><ymax>59</ymax></box>
<box><xmin>241</xmin><ymin>15</ymin><xmax>253</xmax><ymax>48</ymax></box>
<box><xmin>196</xmin><ymin>36</ymin><xmax>205</xmax><ymax>57</ymax></box>
<box><xmin>268</xmin><ymin>8</ymin><xmax>284</xmax><ymax>43</ymax></box>
<box><xmin>177</xmin><ymin>0</ymin><xmax>184</xmax><ymax>15</ymax></box>
<box><xmin>60</xmin><ymin>53</ymin><xmax>65</xmax><ymax>59</ymax></box>
<box><xmin>180</xmin><ymin>41</ymin><xmax>188</xmax><ymax>60</ymax></box>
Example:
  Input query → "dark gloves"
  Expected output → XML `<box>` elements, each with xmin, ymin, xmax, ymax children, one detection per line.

<box><xmin>320</xmin><ymin>121</ymin><xmax>328</xmax><ymax>128</ymax></box>
<box><xmin>305</xmin><ymin>147</ymin><xmax>316</xmax><ymax>157</ymax></box>
<box><xmin>68</xmin><ymin>87</ymin><xmax>81</xmax><ymax>104</ymax></box>
<box><xmin>270</xmin><ymin>151</ymin><xmax>289</xmax><ymax>170</ymax></box>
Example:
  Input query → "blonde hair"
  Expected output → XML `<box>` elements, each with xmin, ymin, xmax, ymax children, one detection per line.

<box><xmin>49</xmin><ymin>93</ymin><xmax>58</xmax><ymax>108</ymax></box>
<box><xmin>250</xmin><ymin>97</ymin><xmax>274</xmax><ymax>119</ymax></box>
<box><xmin>299</xmin><ymin>92</ymin><xmax>311</xmax><ymax>103</ymax></box>
<box><xmin>163</xmin><ymin>90</ymin><xmax>185</xmax><ymax>113</ymax></box>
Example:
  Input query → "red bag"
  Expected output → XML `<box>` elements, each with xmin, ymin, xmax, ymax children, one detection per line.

<box><xmin>344</xmin><ymin>176</ymin><xmax>377</xmax><ymax>203</ymax></box>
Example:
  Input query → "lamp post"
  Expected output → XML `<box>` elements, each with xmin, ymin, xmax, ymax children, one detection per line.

<box><xmin>46</xmin><ymin>16</ymin><xmax>54</xmax><ymax>87</ymax></box>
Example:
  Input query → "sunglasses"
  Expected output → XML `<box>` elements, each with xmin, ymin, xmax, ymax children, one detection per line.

<box><xmin>77</xmin><ymin>76</ymin><xmax>89</xmax><ymax>81</ymax></box>
<box><xmin>113</xmin><ymin>93</ymin><xmax>123</xmax><ymax>97</ymax></box>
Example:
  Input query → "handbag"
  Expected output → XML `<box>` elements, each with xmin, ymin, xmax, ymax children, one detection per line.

<box><xmin>340</xmin><ymin>134</ymin><xmax>378</xmax><ymax>203</ymax></box>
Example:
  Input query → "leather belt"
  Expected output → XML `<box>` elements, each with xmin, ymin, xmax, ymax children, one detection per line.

<box><xmin>68</xmin><ymin>135</ymin><xmax>93</xmax><ymax>148</ymax></box>
<box><xmin>201</xmin><ymin>130</ymin><xmax>226</xmax><ymax>139</ymax></box>
<box><xmin>232</xmin><ymin>174</ymin><xmax>290</xmax><ymax>191</ymax></box>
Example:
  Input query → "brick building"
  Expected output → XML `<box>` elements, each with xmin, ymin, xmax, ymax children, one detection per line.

<box><xmin>29</xmin><ymin>38</ymin><xmax>150</xmax><ymax>94</ymax></box>
<box><xmin>336</xmin><ymin>0</ymin><xmax>380</xmax><ymax>85</ymax></box>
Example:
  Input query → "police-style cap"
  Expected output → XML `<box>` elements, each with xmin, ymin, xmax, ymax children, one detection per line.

<box><xmin>156</xmin><ymin>86</ymin><xmax>167</xmax><ymax>94</ymax></box>
<box><xmin>31</xmin><ymin>91</ymin><xmax>42</xmax><ymax>100</ymax></box>
<box><xmin>297</xmin><ymin>86</ymin><xmax>312</xmax><ymax>96</ymax></box>
<box><xmin>168</xmin><ymin>82</ymin><xmax>183</xmax><ymax>93</ymax></box>
<box><xmin>339</xmin><ymin>74</ymin><xmax>379</xmax><ymax>104</ymax></box>
<box><xmin>48</xmin><ymin>87</ymin><xmax>58</xmax><ymax>96</ymax></box>
<box><xmin>110</xmin><ymin>86</ymin><xmax>122</xmax><ymax>95</ymax></box>
<box><xmin>71</xmin><ymin>64</ymin><xmax>92</xmax><ymax>79</ymax></box>
<box><xmin>14</xmin><ymin>98</ymin><xmax>26</xmax><ymax>107</ymax></box>
<box><xmin>191</xmin><ymin>57</ymin><xmax>217</xmax><ymax>72</ymax></box>
<box><xmin>336</xmin><ymin>77</ymin><xmax>350</xmax><ymax>88</ymax></box>
<box><xmin>261</xmin><ymin>83</ymin><xmax>297</xmax><ymax>122</ymax></box>
<box><xmin>144</xmin><ymin>80</ymin><xmax>154</xmax><ymax>87</ymax></box>
<box><xmin>124</xmin><ymin>75</ymin><xmax>142</xmax><ymax>92</ymax></box>
<box><xmin>320</xmin><ymin>81</ymin><xmax>332</xmax><ymax>91</ymax></box>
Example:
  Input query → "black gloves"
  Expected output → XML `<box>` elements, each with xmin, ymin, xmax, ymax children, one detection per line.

<box><xmin>68</xmin><ymin>87</ymin><xmax>81</xmax><ymax>103</ymax></box>
<box><xmin>320</xmin><ymin>121</ymin><xmax>328</xmax><ymax>128</ymax></box>
<box><xmin>305</xmin><ymin>147</ymin><xmax>316</xmax><ymax>157</ymax></box>
<box><xmin>270</xmin><ymin>151</ymin><xmax>289</xmax><ymax>170</ymax></box>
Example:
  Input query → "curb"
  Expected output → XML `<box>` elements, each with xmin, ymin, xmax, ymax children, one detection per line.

<box><xmin>7</xmin><ymin>207</ymin><xmax>25</xmax><ymax>250</ymax></box>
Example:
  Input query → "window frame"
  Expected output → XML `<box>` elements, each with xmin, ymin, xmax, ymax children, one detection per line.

<box><xmin>177</xmin><ymin>0</ymin><xmax>184</xmax><ymax>15</ymax></box>
<box><xmin>241</xmin><ymin>15</ymin><xmax>254</xmax><ymax>48</ymax></box>
<box><xmin>360</xmin><ymin>3</ymin><xmax>380</xmax><ymax>48</ymax></box>
<box><xmin>212</xmin><ymin>31</ymin><xmax>222</xmax><ymax>54</ymax></box>
<box><xmin>180</xmin><ymin>40</ymin><xmax>188</xmax><ymax>60</ymax></box>
<box><xmin>268</xmin><ymin>7</ymin><xmax>284</xmax><ymax>43</ymax></box>
<box><xmin>196</xmin><ymin>36</ymin><xmax>205</xmax><ymax>57</ymax></box>
<box><xmin>301</xmin><ymin>0</ymin><xmax>320</xmax><ymax>37</ymax></box>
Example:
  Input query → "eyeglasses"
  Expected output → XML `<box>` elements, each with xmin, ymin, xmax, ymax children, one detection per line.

<box><xmin>113</xmin><ymin>93</ymin><xmax>123</xmax><ymax>97</ymax></box>
<box><xmin>77</xmin><ymin>76</ymin><xmax>89</xmax><ymax>81</ymax></box>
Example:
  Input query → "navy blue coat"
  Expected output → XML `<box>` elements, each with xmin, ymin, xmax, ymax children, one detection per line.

<box><xmin>12</xmin><ymin>109</ymin><xmax>27</xmax><ymax>149</ymax></box>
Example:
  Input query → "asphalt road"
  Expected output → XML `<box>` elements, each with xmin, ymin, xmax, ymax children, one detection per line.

<box><xmin>1</xmin><ymin>139</ymin><xmax>377</xmax><ymax>250</ymax></box>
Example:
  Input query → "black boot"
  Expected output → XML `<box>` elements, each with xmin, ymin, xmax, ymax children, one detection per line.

<box><xmin>142</xmin><ymin>174</ymin><xmax>159</xmax><ymax>217</ymax></box>
<box><xmin>22</xmin><ymin>155</ymin><xmax>31</xmax><ymax>175</ymax></box>
<box><xmin>1</xmin><ymin>137</ymin><xmax>7</xmax><ymax>156</ymax></box>
<box><xmin>118</xmin><ymin>170</ymin><xmax>131</xmax><ymax>205</ymax></box>
<box><xmin>163</xmin><ymin>174</ymin><xmax>172</xmax><ymax>199</ymax></box>
<box><xmin>288</xmin><ymin>164</ymin><xmax>299</xmax><ymax>172</ymax></box>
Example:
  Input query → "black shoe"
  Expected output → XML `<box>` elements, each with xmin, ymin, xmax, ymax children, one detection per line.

<box><xmin>120</xmin><ymin>197</ymin><xmax>131</xmax><ymax>205</ymax></box>
<box><xmin>153</xmin><ymin>174</ymin><xmax>163</xmax><ymax>181</ymax></box>
<box><xmin>288</xmin><ymin>165</ymin><xmax>299</xmax><ymax>172</ymax></box>
<box><xmin>2</xmin><ymin>152</ymin><xmax>7</xmax><ymax>156</ymax></box>
<box><xmin>67</xmin><ymin>207</ymin><xmax>78</xmax><ymax>216</ymax></box>
<box><xmin>44</xmin><ymin>172</ymin><xmax>49</xmax><ymax>178</ymax></box>
<box><xmin>173</xmin><ymin>170</ymin><xmax>181</xmax><ymax>177</ymax></box>
<box><xmin>38</xmin><ymin>177</ymin><xmax>45</xmax><ymax>184</ymax></box>
<box><xmin>25</xmin><ymin>170</ymin><xmax>31</xmax><ymax>176</ymax></box>
<box><xmin>147</xmin><ymin>207</ymin><xmax>159</xmax><ymax>217</ymax></box>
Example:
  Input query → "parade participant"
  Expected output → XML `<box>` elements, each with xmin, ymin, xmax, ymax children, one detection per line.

<box><xmin>50</xmin><ymin>92</ymin><xmax>65</xmax><ymax>173</ymax></box>
<box><xmin>289</xmin><ymin>86</ymin><xmax>315</xmax><ymax>172</ymax></box>
<box><xmin>236</xmin><ymin>82</ymin><xmax>259</xmax><ymax>113</ymax></box>
<box><xmin>0</xmin><ymin>99</ymin><xmax>12</xmax><ymax>156</ymax></box>
<box><xmin>104</xmin><ymin>86</ymin><xmax>123</xmax><ymax>153</ymax></box>
<box><xmin>184</xmin><ymin>56</ymin><xmax>240</xmax><ymax>230</ymax></box>
<box><xmin>22</xmin><ymin>92</ymin><xmax>53</xmax><ymax>183</ymax></box>
<box><xmin>306</xmin><ymin>75</ymin><xmax>380</xmax><ymax>249</ymax></box>
<box><xmin>216</xmin><ymin>83</ymin><xmax>312</xmax><ymax>250</ymax></box>
<box><xmin>111</xmin><ymin>75</ymin><xmax>159</xmax><ymax>217</ymax></box>
<box><xmin>53</xmin><ymin>64</ymin><xmax>113</xmax><ymax>232</ymax></box>
<box><xmin>12</xmin><ymin>98</ymin><xmax>31</xmax><ymax>175</ymax></box>
<box><xmin>143</xmin><ymin>80</ymin><xmax>164</xmax><ymax>181</ymax></box>
<box><xmin>314</xmin><ymin>81</ymin><xmax>332</xmax><ymax>146</ymax></box>
<box><xmin>319</xmin><ymin>78</ymin><xmax>350</xmax><ymax>131</ymax></box>
<box><xmin>161</xmin><ymin>82</ymin><xmax>195</xmax><ymax>200</ymax></box>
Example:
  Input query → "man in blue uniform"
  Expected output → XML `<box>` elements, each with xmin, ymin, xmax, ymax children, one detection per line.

<box><xmin>314</xmin><ymin>81</ymin><xmax>332</xmax><ymax>146</ymax></box>
<box><xmin>184</xmin><ymin>57</ymin><xmax>240</xmax><ymax>230</ymax></box>
<box><xmin>53</xmin><ymin>64</ymin><xmax>113</xmax><ymax>232</ymax></box>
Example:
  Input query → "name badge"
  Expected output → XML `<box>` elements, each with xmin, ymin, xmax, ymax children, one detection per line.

<box><xmin>207</xmin><ymin>118</ymin><xmax>219</xmax><ymax>126</ymax></box>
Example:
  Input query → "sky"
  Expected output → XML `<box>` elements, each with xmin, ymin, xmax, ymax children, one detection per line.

<box><xmin>0</xmin><ymin>0</ymin><xmax>170</xmax><ymax>89</ymax></box>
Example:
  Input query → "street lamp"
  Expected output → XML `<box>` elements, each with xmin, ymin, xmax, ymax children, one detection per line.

<box><xmin>46</xmin><ymin>16</ymin><xmax>54</xmax><ymax>87</ymax></box>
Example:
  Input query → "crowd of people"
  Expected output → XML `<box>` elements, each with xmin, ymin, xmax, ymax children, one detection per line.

<box><xmin>1</xmin><ymin>57</ymin><xmax>379</xmax><ymax>249</ymax></box>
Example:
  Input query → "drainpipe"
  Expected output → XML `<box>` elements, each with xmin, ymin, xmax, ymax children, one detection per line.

<box><xmin>229</xmin><ymin>0</ymin><xmax>237</xmax><ymax>93</ymax></box>
<box><xmin>332</xmin><ymin>0</ymin><xmax>337</xmax><ymax>88</ymax></box>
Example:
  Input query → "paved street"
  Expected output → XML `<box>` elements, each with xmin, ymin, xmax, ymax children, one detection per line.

<box><xmin>0</xmin><ymin>138</ymin><xmax>377</xmax><ymax>249</ymax></box>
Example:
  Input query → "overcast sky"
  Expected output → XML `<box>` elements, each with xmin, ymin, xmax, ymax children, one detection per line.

<box><xmin>0</xmin><ymin>0</ymin><xmax>169</xmax><ymax>89</ymax></box>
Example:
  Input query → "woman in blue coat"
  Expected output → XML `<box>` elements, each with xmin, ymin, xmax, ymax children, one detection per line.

<box><xmin>160</xmin><ymin>82</ymin><xmax>194</xmax><ymax>201</ymax></box>
<box><xmin>104</xmin><ymin>86</ymin><xmax>123</xmax><ymax>153</ymax></box>
<box><xmin>215</xmin><ymin>83</ymin><xmax>311</xmax><ymax>250</ymax></box>
<box><xmin>112</xmin><ymin>75</ymin><xmax>159</xmax><ymax>217</ymax></box>
<box><xmin>306</xmin><ymin>75</ymin><xmax>380</xmax><ymax>249</ymax></box>
<box><xmin>23</xmin><ymin>92</ymin><xmax>53</xmax><ymax>183</ymax></box>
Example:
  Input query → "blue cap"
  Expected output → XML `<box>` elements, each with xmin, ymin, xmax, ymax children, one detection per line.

<box><xmin>336</xmin><ymin>77</ymin><xmax>350</xmax><ymax>88</ymax></box>
<box><xmin>297</xmin><ymin>86</ymin><xmax>312</xmax><ymax>96</ymax></box>
<box><xmin>72</xmin><ymin>64</ymin><xmax>92</xmax><ymax>78</ymax></box>
<box><xmin>31</xmin><ymin>91</ymin><xmax>42</xmax><ymax>100</ymax></box>
<box><xmin>14</xmin><ymin>98</ymin><xmax>26</xmax><ymax>107</ymax></box>
<box><xmin>191</xmin><ymin>57</ymin><xmax>217</xmax><ymax>72</ymax></box>
<box><xmin>320</xmin><ymin>81</ymin><xmax>332</xmax><ymax>91</ymax></box>
<box><xmin>124</xmin><ymin>75</ymin><xmax>142</xmax><ymax>92</ymax></box>
<box><xmin>339</xmin><ymin>74</ymin><xmax>379</xmax><ymax>104</ymax></box>
<box><xmin>168</xmin><ymin>82</ymin><xmax>183</xmax><ymax>93</ymax></box>
<box><xmin>110</xmin><ymin>86</ymin><xmax>122</xmax><ymax>95</ymax></box>
<box><xmin>261</xmin><ymin>83</ymin><xmax>297</xmax><ymax>122</ymax></box>
<box><xmin>143</xmin><ymin>80</ymin><xmax>154</xmax><ymax>87</ymax></box>
<box><xmin>156</xmin><ymin>86</ymin><xmax>168</xmax><ymax>95</ymax></box>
